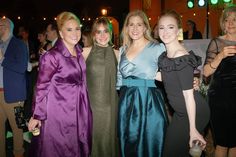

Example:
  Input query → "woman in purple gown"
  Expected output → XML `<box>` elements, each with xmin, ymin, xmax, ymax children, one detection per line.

<box><xmin>28</xmin><ymin>11</ymin><xmax>92</xmax><ymax>157</ymax></box>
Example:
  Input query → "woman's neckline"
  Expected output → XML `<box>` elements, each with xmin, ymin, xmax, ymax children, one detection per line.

<box><xmin>165</xmin><ymin>50</ymin><xmax>192</xmax><ymax>60</ymax></box>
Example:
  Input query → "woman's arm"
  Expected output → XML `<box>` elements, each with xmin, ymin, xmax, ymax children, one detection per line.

<box><xmin>82</xmin><ymin>47</ymin><xmax>92</xmax><ymax>61</ymax></box>
<box><xmin>155</xmin><ymin>71</ymin><xmax>162</xmax><ymax>81</ymax></box>
<box><xmin>114</xmin><ymin>49</ymin><xmax>119</xmax><ymax>61</ymax></box>
<box><xmin>203</xmin><ymin>45</ymin><xmax>236</xmax><ymax>77</ymax></box>
<box><xmin>28</xmin><ymin>52</ymin><xmax>57</xmax><ymax>131</ymax></box>
<box><xmin>183</xmin><ymin>89</ymin><xmax>206</xmax><ymax>148</ymax></box>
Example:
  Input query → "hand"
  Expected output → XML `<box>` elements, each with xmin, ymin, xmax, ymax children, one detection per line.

<box><xmin>193</xmin><ymin>77</ymin><xmax>200</xmax><ymax>91</ymax></box>
<box><xmin>28</xmin><ymin>117</ymin><xmax>41</xmax><ymax>132</ymax></box>
<box><xmin>189</xmin><ymin>128</ymin><xmax>206</xmax><ymax>149</ymax></box>
<box><xmin>219</xmin><ymin>46</ymin><xmax>236</xmax><ymax>59</ymax></box>
<box><xmin>39</xmin><ymin>48</ymin><xmax>46</xmax><ymax>55</ymax></box>
<box><xmin>32</xmin><ymin>61</ymin><xmax>39</xmax><ymax>68</ymax></box>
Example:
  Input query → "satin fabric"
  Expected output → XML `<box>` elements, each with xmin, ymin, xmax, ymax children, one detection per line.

<box><xmin>118</xmin><ymin>79</ymin><xmax>167</xmax><ymax>157</ymax></box>
<box><xmin>117</xmin><ymin>42</ymin><xmax>166</xmax><ymax>89</ymax></box>
<box><xmin>117</xmin><ymin>42</ymin><xmax>168</xmax><ymax>157</ymax></box>
<box><xmin>30</xmin><ymin>39</ymin><xmax>92</xmax><ymax>157</ymax></box>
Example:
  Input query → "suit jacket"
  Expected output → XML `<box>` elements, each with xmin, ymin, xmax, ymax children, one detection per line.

<box><xmin>2</xmin><ymin>36</ymin><xmax>28</xmax><ymax>103</ymax></box>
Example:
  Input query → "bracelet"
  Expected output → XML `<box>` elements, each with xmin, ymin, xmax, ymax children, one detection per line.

<box><xmin>209</xmin><ymin>63</ymin><xmax>216</xmax><ymax>69</ymax></box>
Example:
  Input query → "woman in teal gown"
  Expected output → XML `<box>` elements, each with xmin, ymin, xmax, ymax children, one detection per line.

<box><xmin>117</xmin><ymin>10</ymin><xmax>168</xmax><ymax>157</ymax></box>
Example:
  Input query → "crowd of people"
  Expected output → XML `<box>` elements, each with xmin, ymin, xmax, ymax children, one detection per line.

<box><xmin>0</xmin><ymin>5</ymin><xmax>236</xmax><ymax>157</ymax></box>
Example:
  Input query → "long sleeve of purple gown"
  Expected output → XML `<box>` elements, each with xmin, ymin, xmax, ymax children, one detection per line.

<box><xmin>33</xmin><ymin>53</ymin><xmax>57</xmax><ymax>120</ymax></box>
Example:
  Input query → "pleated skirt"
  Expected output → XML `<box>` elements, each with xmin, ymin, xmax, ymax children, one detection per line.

<box><xmin>118</xmin><ymin>79</ymin><xmax>168</xmax><ymax>157</ymax></box>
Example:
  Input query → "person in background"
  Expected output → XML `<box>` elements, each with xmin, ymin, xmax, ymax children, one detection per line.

<box><xmin>28</xmin><ymin>11</ymin><xmax>92</xmax><ymax>157</ymax></box>
<box><xmin>82</xmin><ymin>17</ymin><xmax>119</xmax><ymax>157</ymax></box>
<box><xmin>37</xmin><ymin>28</ymin><xmax>52</xmax><ymax>55</ymax></box>
<box><xmin>157</xmin><ymin>10</ymin><xmax>210</xmax><ymax>157</ymax></box>
<box><xmin>46</xmin><ymin>21</ymin><xmax>59</xmax><ymax>47</ymax></box>
<box><xmin>152</xmin><ymin>23</ymin><xmax>162</xmax><ymax>43</ymax></box>
<box><xmin>183</xmin><ymin>20</ymin><xmax>202</xmax><ymax>40</ymax></box>
<box><xmin>152</xmin><ymin>23</ymin><xmax>159</xmax><ymax>39</ymax></box>
<box><xmin>0</xmin><ymin>18</ymin><xmax>28</xmax><ymax>157</ymax></box>
<box><xmin>18</xmin><ymin>26</ymin><xmax>39</xmax><ymax>121</ymax></box>
<box><xmin>82</xmin><ymin>29</ymin><xmax>93</xmax><ymax>47</ymax></box>
<box><xmin>116</xmin><ymin>10</ymin><xmax>168</xmax><ymax>157</ymax></box>
<box><xmin>18</xmin><ymin>26</ymin><xmax>38</xmax><ymax>62</ymax></box>
<box><xmin>203</xmin><ymin>6</ymin><xmax>236</xmax><ymax>157</ymax></box>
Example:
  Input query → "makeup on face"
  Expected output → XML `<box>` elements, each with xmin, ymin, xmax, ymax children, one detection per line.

<box><xmin>96</xmin><ymin>29</ymin><xmax>109</xmax><ymax>35</ymax></box>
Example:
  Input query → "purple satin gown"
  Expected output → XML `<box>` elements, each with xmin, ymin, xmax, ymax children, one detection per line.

<box><xmin>30</xmin><ymin>39</ymin><xmax>92</xmax><ymax>157</ymax></box>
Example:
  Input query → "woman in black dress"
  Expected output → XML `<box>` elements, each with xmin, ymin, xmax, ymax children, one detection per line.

<box><xmin>156</xmin><ymin>10</ymin><xmax>210</xmax><ymax>157</ymax></box>
<box><xmin>203</xmin><ymin>6</ymin><xmax>236</xmax><ymax>157</ymax></box>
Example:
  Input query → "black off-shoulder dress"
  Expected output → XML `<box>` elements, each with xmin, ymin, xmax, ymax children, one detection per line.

<box><xmin>158</xmin><ymin>51</ymin><xmax>210</xmax><ymax>157</ymax></box>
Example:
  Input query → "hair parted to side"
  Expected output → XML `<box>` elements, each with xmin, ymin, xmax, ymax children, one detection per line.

<box><xmin>91</xmin><ymin>17</ymin><xmax>113</xmax><ymax>46</ymax></box>
<box><xmin>159</xmin><ymin>10</ymin><xmax>182</xmax><ymax>29</ymax></box>
<box><xmin>56</xmin><ymin>11</ymin><xmax>81</xmax><ymax>31</ymax></box>
<box><xmin>121</xmin><ymin>10</ymin><xmax>154</xmax><ymax>48</ymax></box>
<box><xmin>220</xmin><ymin>6</ymin><xmax>236</xmax><ymax>34</ymax></box>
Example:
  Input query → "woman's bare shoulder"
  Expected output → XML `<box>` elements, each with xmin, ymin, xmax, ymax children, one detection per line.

<box><xmin>82</xmin><ymin>46</ymin><xmax>92</xmax><ymax>60</ymax></box>
<box><xmin>113</xmin><ymin>48</ymin><xmax>119</xmax><ymax>60</ymax></box>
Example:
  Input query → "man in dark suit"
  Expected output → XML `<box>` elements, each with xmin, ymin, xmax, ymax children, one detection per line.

<box><xmin>0</xmin><ymin>18</ymin><xmax>28</xmax><ymax>157</ymax></box>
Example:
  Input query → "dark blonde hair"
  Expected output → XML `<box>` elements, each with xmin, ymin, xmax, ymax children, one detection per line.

<box><xmin>220</xmin><ymin>6</ymin><xmax>236</xmax><ymax>34</ymax></box>
<box><xmin>91</xmin><ymin>17</ymin><xmax>113</xmax><ymax>46</ymax></box>
<box><xmin>56</xmin><ymin>11</ymin><xmax>81</xmax><ymax>31</ymax></box>
<box><xmin>121</xmin><ymin>10</ymin><xmax>154</xmax><ymax>48</ymax></box>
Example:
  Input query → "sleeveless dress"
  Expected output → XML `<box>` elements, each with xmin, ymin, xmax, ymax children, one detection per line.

<box><xmin>158</xmin><ymin>51</ymin><xmax>210</xmax><ymax>157</ymax></box>
<box><xmin>205</xmin><ymin>37</ymin><xmax>236</xmax><ymax>147</ymax></box>
<box><xmin>86</xmin><ymin>45</ymin><xmax>119</xmax><ymax>157</ymax></box>
<box><xmin>117</xmin><ymin>42</ymin><xmax>168</xmax><ymax>157</ymax></box>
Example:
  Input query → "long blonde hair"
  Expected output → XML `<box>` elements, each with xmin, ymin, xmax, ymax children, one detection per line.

<box><xmin>121</xmin><ymin>10</ymin><xmax>154</xmax><ymax>48</ymax></box>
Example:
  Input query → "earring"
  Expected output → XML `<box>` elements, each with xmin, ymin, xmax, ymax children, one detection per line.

<box><xmin>178</xmin><ymin>28</ymin><xmax>183</xmax><ymax>41</ymax></box>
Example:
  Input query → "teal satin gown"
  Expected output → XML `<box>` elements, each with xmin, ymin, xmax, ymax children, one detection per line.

<box><xmin>117</xmin><ymin>42</ymin><xmax>168</xmax><ymax>157</ymax></box>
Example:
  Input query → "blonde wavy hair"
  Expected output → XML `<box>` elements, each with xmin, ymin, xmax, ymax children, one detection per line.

<box><xmin>121</xmin><ymin>10</ymin><xmax>154</xmax><ymax>48</ymax></box>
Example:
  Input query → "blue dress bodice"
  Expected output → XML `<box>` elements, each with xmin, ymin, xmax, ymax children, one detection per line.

<box><xmin>117</xmin><ymin>42</ymin><xmax>166</xmax><ymax>88</ymax></box>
